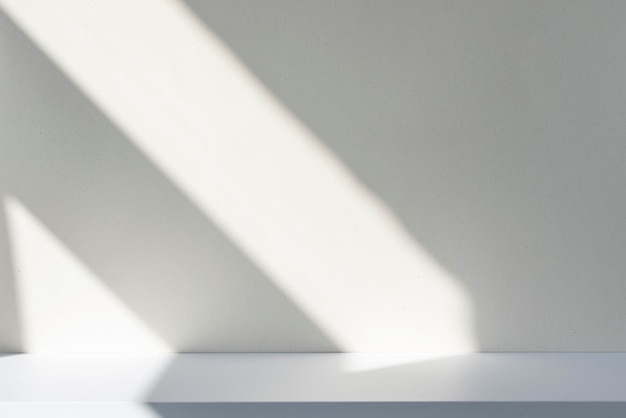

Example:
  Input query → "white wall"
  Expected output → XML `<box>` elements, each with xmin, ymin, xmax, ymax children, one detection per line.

<box><xmin>2</xmin><ymin>0</ymin><xmax>626</xmax><ymax>352</ymax></box>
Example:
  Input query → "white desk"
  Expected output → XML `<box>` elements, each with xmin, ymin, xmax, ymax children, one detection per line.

<box><xmin>1</xmin><ymin>353</ymin><xmax>625</xmax><ymax>417</ymax></box>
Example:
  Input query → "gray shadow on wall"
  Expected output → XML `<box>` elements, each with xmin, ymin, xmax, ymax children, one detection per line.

<box><xmin>182</xmin><ymin>0</ymin><xmax>626</xmax><ymax>351</ymax></box>
<box><xmin>0</xmin><ymin>204</ymin><xmax>20</xmax><ymax>352</ymax></box>
<box><xmin>0</xmin><ymin>9</ymin><xmax>337</xmax><ymax>352</ymax></box>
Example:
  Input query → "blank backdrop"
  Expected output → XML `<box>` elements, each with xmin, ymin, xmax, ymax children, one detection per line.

<box><xmin>2</xmin><ymin>0</ymin><xmax>626</xmax><ymax>352</ymax></box>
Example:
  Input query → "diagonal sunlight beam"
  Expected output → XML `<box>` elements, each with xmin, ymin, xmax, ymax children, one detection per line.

<box><xmin>0</xmin><ymin>0</ymin><xmax>476</xmax><ymax>351</ymax></box>
<box><xmin>5</xmin><ymin>196</ymin><xmax>170</xmax><ymax>353</ymax></box>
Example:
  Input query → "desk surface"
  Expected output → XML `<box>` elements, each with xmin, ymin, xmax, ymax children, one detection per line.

<box><xmin>1</xmin><ymin>353</ymin><xmax>625</xmax><ymax>402</ymax></box>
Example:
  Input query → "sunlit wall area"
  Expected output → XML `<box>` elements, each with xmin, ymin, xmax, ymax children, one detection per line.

<box><xmin>2</xmin><ymin>0</ymin><xmax>625</xmax><ymax>353</ymax></box>
<box><xmin>0</xmin><ymin>0</ymin><xmax>474</xmax><ymax>353</ymax></box>
<box><xmin>0</xmin><ymin>4</ymin><xmax>338</xmax><ymax>353</ymax></box>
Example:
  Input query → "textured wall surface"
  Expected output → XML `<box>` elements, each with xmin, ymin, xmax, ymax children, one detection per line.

<box><xmin>2</xmin><ymin>0</ymin><xmax>626</xmax><ymax>352</ymax></box>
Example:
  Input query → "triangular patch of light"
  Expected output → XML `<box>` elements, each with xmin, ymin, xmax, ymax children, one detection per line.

<box><xmin>5</xmin><ymin>196</ymin><xmax>169</xmax><ymax>353</ymax></box>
